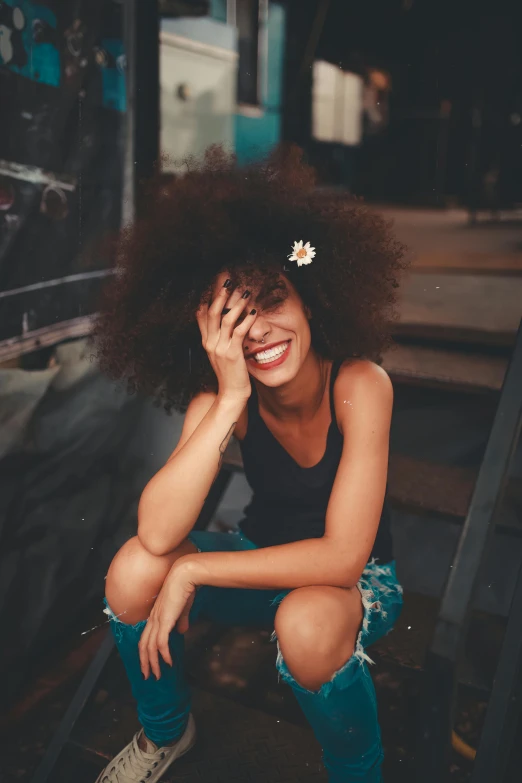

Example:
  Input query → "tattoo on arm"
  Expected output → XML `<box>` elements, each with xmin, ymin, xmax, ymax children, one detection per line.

<box><xmin>218</xmin><ymin>423</ymin><xmax>237</xmax><ymax>465</ymax></box>
<box><xmin>206</xmin><ymin>422</ymin><xmax>237</xmax><ymax>497</ymax></box>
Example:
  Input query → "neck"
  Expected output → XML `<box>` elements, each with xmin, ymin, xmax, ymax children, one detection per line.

<box><xmin>254</xmin><ymin>351</ymin><xmax>330</xmax><ymax>423</ymax></box>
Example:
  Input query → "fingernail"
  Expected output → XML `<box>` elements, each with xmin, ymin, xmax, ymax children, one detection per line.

<box><xmin>223</xmin><ymin>279</ymin><xmax>231</xmax><ymax>288</ymax></box>
<box><xmin>242</xmin><ymin>290</ymin><xmax>251</xmax><ymax>299</ymax></box>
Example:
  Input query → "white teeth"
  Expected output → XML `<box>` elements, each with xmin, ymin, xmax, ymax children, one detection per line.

<box><xmin>253</xmin><ymin>341</ymin><xmax>289</xmax><ymax>364</ymax></box>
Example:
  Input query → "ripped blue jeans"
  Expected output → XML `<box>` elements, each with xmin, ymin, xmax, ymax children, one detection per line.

<box><xmin>104</xmin><ymin>531</ymin><xmax>403</xmax><ymax>783</ymax></box>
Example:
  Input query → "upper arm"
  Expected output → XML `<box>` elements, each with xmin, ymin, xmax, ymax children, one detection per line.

<box><xmin>324</xmin><ymin>360</ymin><xmax>394</xmax><ymax>577</ymax></box>
<box><xmin>165</xmin><ymin>391</ymin><xmax>218</xmax><ymax>464</ymax></box>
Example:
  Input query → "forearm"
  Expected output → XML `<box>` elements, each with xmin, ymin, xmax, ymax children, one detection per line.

<box><xmin>138</xmin><ymin>395</ymin><xmax>246</xmax><ymax>555</ymax></box>
<box><xmin>182</xmin><ymin>537</ymin><xmax>361</xmax><ymax>592</ymax></box>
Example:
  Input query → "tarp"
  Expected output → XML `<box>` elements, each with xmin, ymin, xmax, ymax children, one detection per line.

<box><xmin>0</xmin><ymin>338</ymin><xmax>146</xmax><ymax>701</ymax></box>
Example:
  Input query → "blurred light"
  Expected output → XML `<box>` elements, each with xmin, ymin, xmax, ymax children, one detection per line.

<box><xmin>40</xmin><ymin>186</ymin><xmax>69</xmax><ymax>220</ymax></box>
<box><xmin>369</xmin><ymin>69</ymin><xmax>390</xmax><ymax>91</ymax></box>
<box><xmin>0</xmin><ymin>30</ymin><xmax>14</xmax><ymax>64</ymax></box>
<box><xmin>32</xmin><ymin>19</ymin><xmax>53</xmax><ymax>44</ymax></box>
<box><xmin>94</xmin><ymin>46</ymin><xmax>110</xmax><ymax>67</ymax></box>
<box><xmin>13</xmin><ymin>7</ymin><xmax>25</xmax><ymax>30</ymax></box>
<box><xmin>177</xmin><ymin>83</ymin><xmax>191</xmax><ymax>101</ymax></box>
<box><xmin>0</xmin><ymin>178</ymin><xmax>15</xmax><ymax>211</ymax></box>
<box><xmin>66</xmin><ymin>20</ymin><xmax>85</xmax><ymax>57</ymax></box>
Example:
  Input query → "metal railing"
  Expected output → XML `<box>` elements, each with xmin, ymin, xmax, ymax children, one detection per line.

<box><xmin>416</xmin><ymin>317</ymin><xmax>522</xmax><ymax>782</ymax></box>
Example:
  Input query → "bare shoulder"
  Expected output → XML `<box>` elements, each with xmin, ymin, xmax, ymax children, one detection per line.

<box><xmin>337</xmin><ymin>358</ymin><xmax>392</xmax><ymax>388</ymax></box>
<box><xmin>333</xmin><ymin>359</ymin><xmax>393</xmax><ymax>436</ymax></box>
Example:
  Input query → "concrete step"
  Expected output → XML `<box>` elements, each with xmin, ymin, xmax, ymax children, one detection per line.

<box><xmin>382</xmin><ymin>343</ymin><xmax>507</xmax><ymax>394</ymax></box>
<box><xmin>397</xmin><ymin>272</ymin><xmax>522</xmax><ymax>348</ymax></box>
<box><xmin>56</xmin><ymin>600</ymin><xmax>497</xmax><ymax>782</ymax></box>
<box><xmin>371</xmin><ymin>591</ymin><xmax>505</xmax><ymax>696</ymax></box>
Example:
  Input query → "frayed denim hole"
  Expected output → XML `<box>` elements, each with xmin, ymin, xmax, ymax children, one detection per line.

<box><xmin>269</xmin><ymin>590</ymin><xmax>290</xmax><ymax>608</ymax></box>
<box><xmin>354</xmin><ymin>578</ymin><xmax>377</xmax><ymax>666</ymax></box>
<box><xmin>102</xmin><ymin>598</ymin><xmax>147</xmax><ymax>643</ymax></box>
<box><xmin>273</xmin><ymin>600</ymin><xmax>373</xmax><ymax>698</ymax></box>
<box><xmin>275</xmin><ymin>637</ymin><xmax>366</xmax><ymax>697</ymax></box>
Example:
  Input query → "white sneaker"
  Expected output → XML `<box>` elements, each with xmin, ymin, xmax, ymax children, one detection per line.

<box><xmin>95</xmin><ymin>713</ymin><xmax>196</xmax><ymax>782</ymax></box>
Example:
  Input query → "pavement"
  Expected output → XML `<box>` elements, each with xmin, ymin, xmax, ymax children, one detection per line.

<box><xmin>398</xmin><ymin>272</ymin><xmax>522</xmax><ymax>343</ymax></box>
<box><xmin>4</xmin><ymin>614</ymin><xmax>480</xmax><ymax>783</ymax></box>
<box><xmin>374</xmin><ymin>206</ymin><xmax>522</xmax><ymax>343</ymax></box>
<box><xmin>376</xmin><ymin>206</ymin><xmax>522</xmax><ymax>274</ymax></box>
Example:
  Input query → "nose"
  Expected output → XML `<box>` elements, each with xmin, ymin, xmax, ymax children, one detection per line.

<box><xmin>244</xmin><ymin>313</ymin><xmax>271</xmax><ymax>348</ymax></box>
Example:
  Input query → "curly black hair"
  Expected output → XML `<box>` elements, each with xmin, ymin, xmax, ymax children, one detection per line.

<box><xmin>89</xmin><ymin>144</ymin><xmax>408</xmax><ymax>413</ymax></box>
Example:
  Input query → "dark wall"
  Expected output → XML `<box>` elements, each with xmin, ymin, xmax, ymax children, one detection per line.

<box><xmin>0</xmin><ymin>0</ymin><xmax>125</xmax><ymax>344</ymax></box>
<box><xmin>283</xmin><ymin>0</ymin><xmax>522</xmax><ymax>206</ymax></box>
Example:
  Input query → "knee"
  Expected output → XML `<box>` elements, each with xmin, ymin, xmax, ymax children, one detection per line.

<box><xmin>275</xmin><ymin>587</ymin><xmax>339</xmax><ymax>660</ymax></box>
<box><xmin>105</xmin><ymin>536</ymin><xmax>174</xmax><ymax>623</ymax></box>
<box><xmin>274</xmin><ymin>586</ymin><xmax>362</xmax><ymax>691</ymax></box>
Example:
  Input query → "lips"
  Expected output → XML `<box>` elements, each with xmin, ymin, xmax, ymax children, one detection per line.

<box><xmin>247</xmin><ymin>340</ymin><xmax>291</xmax><ymax>370</ymax></box>
<box><xmin>246</xmin><ymin>340</ymin><xmax>289</xmax><ymax>358</ymax></box>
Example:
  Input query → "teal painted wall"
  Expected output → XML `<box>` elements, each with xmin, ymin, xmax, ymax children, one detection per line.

<box><xmin>174</xmin><ymin>1</ymin><xmax>286</xmax><ymax>164</ymax></box>
<box><xmin>234</xmin><ymin>2</ymin><xmax>286</xmax><ymax>165</ymax></box>
<box><xmin>210</xmin><ymin>0</ymin><xmax>227</xmax><ymax>23</ymax></box>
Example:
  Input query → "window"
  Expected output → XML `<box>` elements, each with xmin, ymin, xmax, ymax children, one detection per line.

<box><xmin>235</xmin><ymin>0</ymin><xmax>260</xmax><ymax>106</ymax></box>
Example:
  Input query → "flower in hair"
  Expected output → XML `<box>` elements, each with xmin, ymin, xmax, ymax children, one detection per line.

<box><xmin>288</xmin><ymin>240</ymin><xmax>316</xmax><ymax>267</ymax></box>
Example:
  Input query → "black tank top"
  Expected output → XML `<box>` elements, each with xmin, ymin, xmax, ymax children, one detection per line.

<box><xmin>237</xmin><ymin>359</ymin><xmax>394</xmax><ymax>563</ymax></box>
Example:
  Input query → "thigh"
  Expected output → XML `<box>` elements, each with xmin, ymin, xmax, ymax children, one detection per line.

<box><xmin>187</xmin><ymin>530</ymin><xmax>288</xmax><ymax>628</ymax></box>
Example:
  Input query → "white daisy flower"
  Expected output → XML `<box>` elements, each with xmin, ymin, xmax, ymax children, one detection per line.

<box><xmin>288</xmin><ymin>240</ymin><xmax>316</xmax><ymax>267</ymax></box>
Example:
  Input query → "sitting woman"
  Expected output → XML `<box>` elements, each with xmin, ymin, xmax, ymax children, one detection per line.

<box><xmin>91</xmin><ymin>145</ymin><xmax>408</xmax><ymax>783</ymax></box>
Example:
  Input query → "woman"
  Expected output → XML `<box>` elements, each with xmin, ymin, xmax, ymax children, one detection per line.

<box><xmin>91</xmin><ymin>145</ymin><xmax>408</xmax><ymax>783</ymax></box>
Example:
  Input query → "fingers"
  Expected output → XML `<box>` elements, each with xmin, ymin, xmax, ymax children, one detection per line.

<box><xmin>139</xmin><ymin>607</ymin><xmax>178</xmax><ymax>680</ymax></box>
<box><xmin>157</xmin><ymin>628</ymin><xmax>173</xmax><ymax>668</ymax></box>
<box><xmin>147</xmin><ymin>623</ymin><xmax>162</xmax><ymax>680</ymax></box>
<box><xmin>195</xmin><ymin>302</ymin><xmax>209</xmax><ymax>345</ymax></box>
<box><xmin>197</xmin><ymin>282</ymin><xmax>257</xmax><ymax>349</ymax></box>
<box><xmin>230</xmin><ymin>306</ymin><xmax>258</xmax><ymax>340</ymax></box>
<box><xmin>196</xmin><ymin>282</ymin><xmax>234</xmax><ymax>347</ymax></box>
<box><xmin>176</xmin><ymin>599</ymin><xmax>192</xmax><ymax>635</ymax></box>
<box><xmin>209</xmin><ymin>285</ymin><xmax>247</xmax><ymax>341</ymax></box>
<box><xmin>218</xmin><ymin>293</ymin><xmax>257</xmax><ymax>343</ymax></box>
<box><xmin>138</xmin><ymin>621</ymin><xmax>152</xmax><ymax>680</ymax></box>
<box><xmin>138</xmin><ymin>608</ymin><xmax>164</xmax><ymax>681</ymax></box>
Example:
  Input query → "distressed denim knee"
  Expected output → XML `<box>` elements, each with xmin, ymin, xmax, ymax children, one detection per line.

<box><xmin>270</xmin><ymin>560</ymin><xmax>403</xmax><ymax>696</ymax></box>
<box><xmin>103</xmin><ymin>598</ymin><xmax>147</xmax><ymax>639</ymax></box>
<box><xmin>268</xmin><ymin>561</ymin><xmax>402</xmax><ymax>782</ymax></box>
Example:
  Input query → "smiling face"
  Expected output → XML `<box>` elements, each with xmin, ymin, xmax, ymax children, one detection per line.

<box><xmin>209</xmin><ymin>270</ymin><xmax>313</xmax><ymax>387</ymax></box>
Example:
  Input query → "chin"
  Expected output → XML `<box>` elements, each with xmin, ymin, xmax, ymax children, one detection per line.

<box><xmin>251</xmin><ymin>358</ymin><xmax>300</xmax><ymax>387</ymax></box>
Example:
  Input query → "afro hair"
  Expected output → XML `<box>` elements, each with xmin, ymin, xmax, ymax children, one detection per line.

<box><xmin>89</xmin><ymin>144</ymin><xmax>408</xmax><ymax>413</ymax></box>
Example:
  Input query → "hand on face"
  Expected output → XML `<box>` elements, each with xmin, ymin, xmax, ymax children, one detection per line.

<box><xmin>195</xmin><ymin>277</ymin><xmax>258</xmax><ymax>402</ymax></box>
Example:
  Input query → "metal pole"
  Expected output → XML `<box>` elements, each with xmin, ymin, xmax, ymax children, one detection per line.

<box><xmin>30</xmin><ymin>633</ymin><xmax>115</xmax><ymax>783</ymax></box>
<box><xmin>471</xmin><ymin>558</ymin><xmax>522</xmax><ymax>782</ymax></box>
<box><xmin>122</xmin><ymin>0</ymin><xmax>159</xmax><ymax>226</ymax></box>
<box><xmin>416</xmin><ymin>317</ymin><xmax>522</xmax><ymax>782</ymax></box>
